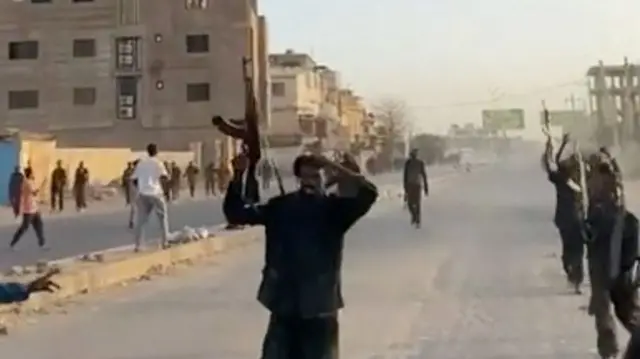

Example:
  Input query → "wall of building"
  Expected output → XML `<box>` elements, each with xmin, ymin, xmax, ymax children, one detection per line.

<box><xmin>0</xmin><ymin>0</ymin><xmax>268</xmax><ymax>152</ymax></box>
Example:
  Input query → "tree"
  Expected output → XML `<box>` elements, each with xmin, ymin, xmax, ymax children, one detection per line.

<box><xmin>372</xmin><ymin>98</ymin><xmax>409</xmax><ymax>170</ymax></box>
<box><xmin>372</xmin><ymin>98</ymin><xmax>408</xmax><ymax>143</ymax></box>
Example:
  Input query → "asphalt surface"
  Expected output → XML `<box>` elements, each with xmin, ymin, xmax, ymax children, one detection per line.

<box><xmin>0</xmin><ymin>155</ymin><xmax>624</xmax><ymax>358</ymax></box>
<box><xmin>0</xmin><ymin>167</ymin><xmax>454</xmax><ymax>271</ymax></box>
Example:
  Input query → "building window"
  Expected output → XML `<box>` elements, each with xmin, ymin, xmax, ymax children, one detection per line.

<box><xmin>186</xmin><ymin>34</ymin><xmax>209</xmax><ymax>53</ymax></box>
<box><xmin>31</xmin><ymin>0</ymin><xmax>52</xmax><ymax>3</ymax></box>
<box><xmin>186</xmin><ymin>83</ymin><xmax>210</xmax><ymax>102</ymax></box>
<box><xmin>73</xmin><ymin>87</ymin><xmax>96</xmax><ymax>106</ymax></box>
<box><xmin>116</xmin><ymin>77</ymin><xmax>137</xmax><ymax>119</ymax></box>
<box><xmin>115</xmin><ymin>37</ymin><xmax>140</xmax><ymax>70</ymax></box>
<box><xmin>73</xmin><ymin>39</ymin><xmax>96</xmax><ymax>58</ymax></box>
<box><xmin>271</xmin><ymin>82</ymin><xmax>285</xmax><ymax>96</ymax></box>
<box><xmin>8</xmin><ymin>90</ymin><xmax>39</xmax><ymax>110</ymax></box>
<box><xmin>186</xmin><ymin>0</ymin><xmax>207</xmax><ymax>9</ymax></box>
<box><xmin>73</xmin><ymin>0</ymin><xmax>94</xmax><ymax>2</ymax></box>
<box><xmin>8</xmin><ymin>41</ymin><xmax>38</xmax><ymax>60</ymax></box>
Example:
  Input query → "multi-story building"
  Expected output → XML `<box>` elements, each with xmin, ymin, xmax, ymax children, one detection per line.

<box><xmin>0</xmin><ymin>0</ymin><xmax>269</xmax><ymax>156</ymax></box>
<box><xmin>337</xmin><ymin>89</ymin><xmax>367</xmax><ymax>142</ymax></box>
<box><xmin>268</xmin><ymin>50</ymin><xmax>343</xmax><ymax>147</ymax></box>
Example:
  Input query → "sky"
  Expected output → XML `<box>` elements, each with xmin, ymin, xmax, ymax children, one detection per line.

<box><xmin>261</xmin><ymin>0</ymin><xmax>640</xmax><ymax>138</ymax></box>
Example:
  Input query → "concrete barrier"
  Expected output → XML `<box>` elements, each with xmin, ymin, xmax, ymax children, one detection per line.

<box><xmin>0</xmin><ymin>226</ymin><xmax>263</xmax><ymax>328</ymax></box>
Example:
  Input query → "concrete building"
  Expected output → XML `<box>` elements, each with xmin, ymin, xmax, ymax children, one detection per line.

<box><xmin>587</xmin><ymin>58</ymin><xmax>640</xmax><ymax>148</ymax></box>
<box><xmin>337</xmin><ymin>89</ymin><xmax>367</xmax><ymax>143</ymax></box>
<box><xmin>0</xmin><ymin>0</ymin><xmax>269</xmax><ymax>157</ymax></box>
<box><xmin>268</xmin><ymin>50</ymin><xmax>343</xmax><ymax>147</ymax></box>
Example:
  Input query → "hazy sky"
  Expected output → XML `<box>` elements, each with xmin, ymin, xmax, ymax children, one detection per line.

<box><xmin>262</xmin><ymin>0</ymin><xmax>640</xmax><ymax>137</ymax></box>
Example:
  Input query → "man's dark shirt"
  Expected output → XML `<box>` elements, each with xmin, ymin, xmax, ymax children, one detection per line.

<box><xmin>548</xmin><ymin>171</ymin><xmax>579</xmax><ymax>225</ymax></box>
<box><xmin>403</xmin><ymin>158</ymin><xmax>428</xmax><ymax>190</ymax></box>
<box><xmin>223</xmin><ymin>176</ymin><xmax>377</xmax><ymax>318</ymax></box>
<box><xmin>51</xmin><ymin>167</ymin><xmax>67</xmax><ymax>190</ymax></box>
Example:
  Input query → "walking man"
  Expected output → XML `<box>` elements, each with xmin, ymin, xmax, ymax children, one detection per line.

<box><xmin>10</xmin><ymin>168</ymin><xmax>47</xmax><ymax>250</ymax></box>
<box><xmin>542</xmin><ymin>134</ymin><xmax>585</xmax><ymax>293</ymax></box>
<box><xmin>73</xmin><ymin>162</ymin><xmax>89</xmax><ymax>212</ymax></box>
<box><xmin>131</xmin><ymin>143</ymin><xmax>170</xmax><ymax>252</ymax></box>
<box><xmin>204</xmin><ymin>161</ymin><xmax>216</xmax><ymax>196</ymax></box>
<box><xmin>403</xmin><ymin>149</ymin><xmax>429</xmax><ymax>228</ymax></box>
<box><xmin>224</xmin><ymin>153</ymin><xmax>378</xmax><ymax>359</ymax></box>
<box><xmin>184</xmin><ymin>161</ymin><xmax>199</xmax><ymax>198</ymax></box>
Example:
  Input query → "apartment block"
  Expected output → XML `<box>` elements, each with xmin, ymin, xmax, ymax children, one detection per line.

<box><xmin>268</xmin><ymin>50</ymin><xmax>343</xmax><ymax>146</ymax></box>
<box><xmin>0</xmin><ymin>0</ymin><xmax>269</xmax><ymax>153</ymax></box>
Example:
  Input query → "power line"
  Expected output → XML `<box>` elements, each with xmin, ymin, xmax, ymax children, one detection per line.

<box><xmin>407</xmin><ymin>79</ymin><xmax>586</xmax><ymax>110</ymax></box>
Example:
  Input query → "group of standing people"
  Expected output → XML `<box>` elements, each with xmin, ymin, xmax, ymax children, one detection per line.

<box><xmin>544</xmin><ymin>134</ymin><xmax>640</xmax><ymax>359</ymax></box>
<box><xmin>49</xmin><ymin>160</ymin><xmax>90</xmax><ymax>212</ymax></box>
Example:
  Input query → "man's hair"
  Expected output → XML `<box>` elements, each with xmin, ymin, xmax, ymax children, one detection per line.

<box><xmin>24</xmin><ymin>168</ymin><xmax>33</xmax><ymax>178</ymax></box>
<box><xmin>293</xmin><ymin>154</ymin><xmax>321</xmax><ymax>177</ymax></box>
<box><xmin>146</xmin><ymin>143</ymin><xmax>158</xmax><ymax>157</ymax></box>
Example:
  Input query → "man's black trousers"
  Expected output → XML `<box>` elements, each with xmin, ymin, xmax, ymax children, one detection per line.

<box><xmin>260</xmin><ymin>313</ymin><xmax>339</xmax><ymax>359</ymax></box>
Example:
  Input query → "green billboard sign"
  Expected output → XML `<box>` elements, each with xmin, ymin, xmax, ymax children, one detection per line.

<box><xmin>482</xmin><ymin>109</ymin><xmax>525</xmax><ymax>131</ymax></box>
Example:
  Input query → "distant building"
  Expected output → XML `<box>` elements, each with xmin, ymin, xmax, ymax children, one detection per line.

<box><xmin>268</xmin><ymin>50</ymin><xmax>343</xmax><ymax>147</ymax></box>
<box><xmin>0</xmin><ymin>0</ymin><xmax>269</xmax><ymax>156</ymax></box>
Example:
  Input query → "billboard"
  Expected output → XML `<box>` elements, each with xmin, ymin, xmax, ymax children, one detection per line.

<box><xmin>482</xmin><ymin>109</ymin><xmax>525</xmax><ymax>131</ymax></box>
<box><xmin>539</xmin><ymin>110</ymin><xmax>587</xmax><ymax>130</ymax></box>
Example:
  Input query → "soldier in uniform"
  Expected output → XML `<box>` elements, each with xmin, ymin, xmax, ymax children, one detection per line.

<box><xmin>403</xmin><ymin>149</ymin><xmax>429</xmax><ymax>228</ymax></box>
<box><xmin>121</xmin><ymin>162</ymin><xmax>135</xmax><ymax>206</ymax></box>
<box><xmin>585</xmin><ymin>152</ymin><xmax>640</xmax><ymax>359</ymax></box>
<box><xmin>50</xmin><ymin>160</ymin><xmax>67</xmax><ymax>212</ymax></box>
<box><xmin>73</xmin><ymin>162</ymin><xmax>89</xmax><ymax>212</ymax></box>
<box><xmin>204</xmin><ymin>161</ymin><xmax>217</xmax><ymax>196</ymax></box>
<box><xmin>542</xmin><ymin>134</ymin><xmax>585</xmax><ymax>293</ymax></box>
<box><xmin>224</xmin><ymin>153</ymin><xmax>378</xmax><ymax>359</ymax></box>
<box><xmin>170</xmin><ymin>162</ymin><xmax>182</xmax><ymax>200</ymax></box>
<box><xmin>184</xmin><ymin>161</ymin><xmax>199</xmax><ymax>198</ymax></box>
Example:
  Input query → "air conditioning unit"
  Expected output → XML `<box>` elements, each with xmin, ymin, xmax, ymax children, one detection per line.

<box><xmin>119</xmin><ymin>95</ymin><xmax>134</xmax><ymax>106</ymax></box>
<box><xmin>119</xmin><ymin>107</ymin><xmax>134</xmax><ymax>119</ymax></box>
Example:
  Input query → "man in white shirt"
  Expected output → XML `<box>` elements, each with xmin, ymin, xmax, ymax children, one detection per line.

<box><xmin>131</xmin><ymin>143</ymin><xmax>170</xmax><ymax>251</ymax></box>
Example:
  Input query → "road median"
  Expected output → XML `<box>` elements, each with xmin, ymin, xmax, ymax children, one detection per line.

<box><xmin>0</xmin><ymin>225</ymin><xmax>263</xmax><ymax>330</ymax></box>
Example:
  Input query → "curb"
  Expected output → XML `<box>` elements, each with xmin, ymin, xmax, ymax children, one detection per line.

<box><xmin>0</xmin><ymin>226</ymin><xmax>263</xmax><ymax>325</ymax></box>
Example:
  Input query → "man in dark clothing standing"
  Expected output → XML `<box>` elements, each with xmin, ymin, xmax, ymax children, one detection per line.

<box><xmin>184</xmin><ymin>161</ymin><xmax>199</xmax><ymax>198</ymax></box>
<box><xmin>73</xmin><ymin>162</ymin><xmax>89</xmax><ymax>212</ymax></box>
<box><xmin>542</xmin><ymin>134</ymin><xmax>585</xmax><ymax>293</ymax></box>
<box><xmin>8</xmin><ymin>166</ymin><xmax>23</xmax><ymax>218</ymax></box>
<box><xmin>403</xmin><ymin>149</ymin><xmax>428</xmax><ymax>228</ymax></box>
<box><xmin>50</xmin><ymin>160</ymin><xmax>67</xmax><ymax>212</ymax></box>
<box><xmin>224</xmin><ymin>154</ymin><xmax>378</xmax><ymax>359</ymax></box>
<box><xmin>585</xmin><ymin>154</ymin><xmax>640</xmax><ymax>359</ymax></box>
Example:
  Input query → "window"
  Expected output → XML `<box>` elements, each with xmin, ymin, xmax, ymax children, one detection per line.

<box><xmin>116</xmin><ymin>77</ymin><xmax>137</xmax><ymax>119</ymax></box>
<box><xmin>73</xmin><ymin>87</ymin><xmax>96</xmax><ymax>106</ymax></box>
<box><xmin>8</xmin><ymin>41</ymin><xmax>38</xmax><ymax>60</ymax></box>
<box><xmin>73</xmin><ymin>0</ymin><xmax>94</xmax><ymax>2</ymax></box>
<box><xmin>186</xmin><ymin>34</ymin><xmax>209</xmax><ymax>53</ymax></box>
<box><xmin>8</xmin><ymin>90</ymin><xmax>39</xmax><ymax>110</ymax></box>
<box><xmin>31</xmin><ymin>0</ymin><xmax>52</xmax><ymax>3</ymax></box>
<box><xmin>271</xmin><ymin>82</ymin><xmax>285</xmax><ymax>96</ymax></box>
<box><xmin>118</xmin><ymin>0</ymin><xmax>139</xmax><ymax>25</ymax></box>
<box><xmin>186</xmin><ymin>83</ymin><xmax>210</xmax><ymax>102</ymax></box>
<box><xmin>73</xmin><ymin>39</ymin><xmax>96</xmax><ymax>58</ymax></box>
<box><xmin>115</xmin><ymin>37</ymin><xmax>140</xmax><ymax>70</ymax></box>
<box><xmin>186</xmin><ymin>0</ymin><xmax>207</xmax><ymax>9</ymax></box>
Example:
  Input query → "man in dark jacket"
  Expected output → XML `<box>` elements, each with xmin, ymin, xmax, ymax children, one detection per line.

<box><xmin>403</xmin><ymin>149</ymin><xmax>429</xmax><ymax>228</ymax></box>
<box><xmin>8</xmin><ymin>166</ymin><xmax>23</xmax><ymax>217</ymax></box>
<box><xmin>224</xmin><ymin>153</ymin><xmax>378</xmax><ymax>359</ymax></box>
<box><xmin>542</xmin><ymin>134</ymin><xmax>585</xmax><ymax>293</ymax></box>
<box><xmin>50</xmin><ymin>160</ymin><xmax>67</xmax><ymax>212</ymax></box>
<box><xmin>73</xmin><ymin>162</ymin><xmax>89</xmax><ymax>211</ymax></box>
<box><xmin>0</xmin><ymin>268</ymin><xmax>60</xmax><ymax>304</ymax></box>
<box><xmin>586</xmin><ymin>156</ymin><xmax>640</xmax><ymax>359</ymax></box>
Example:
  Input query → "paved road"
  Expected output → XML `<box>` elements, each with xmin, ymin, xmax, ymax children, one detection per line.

<box><xmin>0</xmin><ymin>166</ymin><xmax>454</xmax><ymax>271</ymax></box>
<box><xmin>0</xmin><ymin>158</ymin><xmax>622</xmax><ymax>358</ymax></box>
